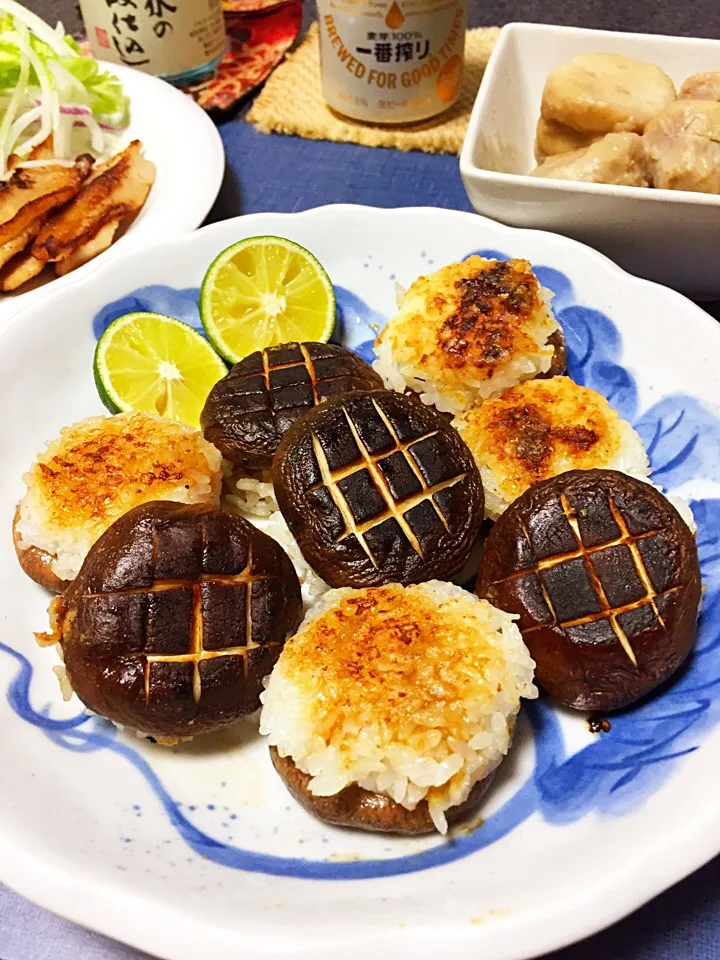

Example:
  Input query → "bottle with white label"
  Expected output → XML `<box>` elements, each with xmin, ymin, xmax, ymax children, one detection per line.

<box><xmin>316</xmin><ymin>0</ymin><xmax>467</xmax><ymax>124</ymax></box>
<box><xmin>79</xmin><ymin>0</ymin><xmax>227</xmax><ymax>86</ymax></box>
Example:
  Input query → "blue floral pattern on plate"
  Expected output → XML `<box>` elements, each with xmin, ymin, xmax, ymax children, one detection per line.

<box><xmin>3</xmin><ymin>250</ymin><xmax>719</xmax><ymax>879</ymax></box>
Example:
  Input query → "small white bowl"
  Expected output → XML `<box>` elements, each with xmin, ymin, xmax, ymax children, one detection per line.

<box><xmin>459</xmin><ymin>23</ymin><xmax>720</xmax><ymax>299</ymax></box>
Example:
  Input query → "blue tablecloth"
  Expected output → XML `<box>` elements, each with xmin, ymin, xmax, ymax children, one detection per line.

<box><xmin>210</xmin><ymin>120</ymin><xmax>474</xmax><ymax>217</ymax></box>
<box><xmin>2</xmin><ymin>114</ymin><xmax>720</xmax><ymax>960</ymax></box>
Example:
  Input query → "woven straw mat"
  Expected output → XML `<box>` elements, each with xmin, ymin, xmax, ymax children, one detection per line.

<box><xmin>248</xmin><ymin>22</ymin><xmax>500</xmax><ymax>154</ymax></box>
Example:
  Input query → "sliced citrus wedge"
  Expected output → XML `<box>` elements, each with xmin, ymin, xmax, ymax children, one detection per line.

<box><xmin>94</xmin><ymin>311</ymin><xmax>227</xmax><ymax>428</ymax></box>
<box><xmin>200</xmin><ymin>236</ymin><xmax>335</xmax><ymax>363</ymax></box>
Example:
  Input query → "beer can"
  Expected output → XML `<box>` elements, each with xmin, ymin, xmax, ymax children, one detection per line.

<box><xmin>317</xmin><ymin>0</ymin><xmax>467</xmax><ymax>123</ymax></box>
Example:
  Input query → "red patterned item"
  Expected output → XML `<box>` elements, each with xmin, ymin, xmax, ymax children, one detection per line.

<box><xmin>184</xmin><ymin>0</ymin><xmax>302</xmax><ymax>111</ymax></box>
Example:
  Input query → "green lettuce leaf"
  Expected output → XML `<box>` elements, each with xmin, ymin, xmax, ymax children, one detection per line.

<box><xmin>60</xmin><ymin>55</ymin><xmax>130</xmax><ymax>122</ymax></box>
<box><xmin>0</xmin><ymin>4</ymin><xmax>128</xmax><ymax>122</ymax></box>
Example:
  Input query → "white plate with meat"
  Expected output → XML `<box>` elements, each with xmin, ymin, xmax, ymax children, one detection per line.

<box><xmin>0</xmin><ymin>3</ymin><xmax>224</xmax><ymax>323</ymax></box>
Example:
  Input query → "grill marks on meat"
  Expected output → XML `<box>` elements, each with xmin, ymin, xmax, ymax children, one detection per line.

<box><xmin>0</xmin><ymin>138</ymin><xmax>155</xmax><ymax>292</ymax></box>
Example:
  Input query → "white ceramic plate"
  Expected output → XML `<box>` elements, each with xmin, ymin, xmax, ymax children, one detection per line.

<box><xmin>0</xmin><ymin>60</ymin><xmax>224</xmax><ymax>324</ymax></box>
<box><xmin>1</xmin><ymin>206</ymin><xmax>720</xmax><ymax>960</ymax></box>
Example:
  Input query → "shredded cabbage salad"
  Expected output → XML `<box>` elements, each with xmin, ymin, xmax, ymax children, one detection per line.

<box><xmin>0</xmin><ymin>0</ymin><xmax>129</xmax><ymax>179</ymax></box>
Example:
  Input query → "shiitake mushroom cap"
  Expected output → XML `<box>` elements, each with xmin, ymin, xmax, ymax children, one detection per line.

<box><xmin>539</xmin><ymin>327</ymin><xmax>568</xmax><ymax>379</ymax></box>
<box><xmin>477</xmin><ymin>469</ymin><xmax>701</xmax><ymax>711</ymax></box>
<box><xmin>51</xmin><ymin>501</ymin><xmax>302</xmax><ymax>738</ymax></box>
<box><xmin>273</xmin><ymin>389</ymin><xmax>484</xmax><ymax>588</ymax></box>
<box><xmin>270</xmin><ymin>747</ymin><xmax>493</xmax><ymax>835</ymax></box>
<box><xmin>201</xmin><ymin>342</ymin><xmax>384</xmax><ymax>471</ymax></box>
<box><xmin>13</xmin><ymin>507</ymin><xmax>70</xmax><ymax>593</ymax></box>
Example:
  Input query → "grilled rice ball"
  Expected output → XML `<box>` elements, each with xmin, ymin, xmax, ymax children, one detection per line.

<box><xmin>374</xmin><ymin>256</ymin><xmax>562</xmax><ymax>415</ymax></box>
<box><xmin>13</xmin><ymin>412</ymin><xmax>222</xmax><ymax>592</ymax></box>
<box><xmin>40</xmin><ymin>502</ymin><xmax>303</xmax><ymax>740</ymax></box>
<box><xmin>201</xmin><ymin>342</ymin><xmax>383</xmax><ymax>471</ymax></box>
<box><xmin>260</xmin><ymin>582</ymin><xmax>537</xmax><ymax>834</ymax></box>
<box><xmin>273</xmin><ymin>390</ymin><xmax>484</xmax><ymax>588</ymax></box>
<box><xmin>477</xmin><ymin>469</ymin><xmax>701</xmax><ymax>711</ymax></box>
<box><xmin>453</xmin><ymin>377</ymin><xmax>649</xmax><ymax>519</ymax></box>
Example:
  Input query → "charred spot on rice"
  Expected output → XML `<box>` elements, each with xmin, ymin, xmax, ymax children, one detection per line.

<box><xmin>437</xmin><ymin>261</ymin><xmax>540</xmax><ymax>366</ymax></box>
<box><xmin>374</xmin><ymin>256</ymin><xmax>561</xmax><ymax>414</ymax></box>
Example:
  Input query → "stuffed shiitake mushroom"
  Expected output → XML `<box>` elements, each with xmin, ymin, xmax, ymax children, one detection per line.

<box><xmin>260</xmin><ymin>582</ymin><xmax>537</xmax><ymax>834</ymax></box>
<box><xmin>272</xmin><ymin>390</ymin><xmax>484</xmax><ymax>588</ymax></box>
<box><xmin>373</xmin><ymin>256</ymin><xmax>564</xmax><ymax>415</ymax></box>
<box><xmin>41</xmin><ymin>501</ymin><xmax>303</xmax><ymax>739</ymax></box>
<box><xmin>201</xmin><ymin>342</ymin><xmax>384</xmax><ymax>471</ymax></box>
<box><xmin>14</xmin><ymin>412</ymin><xmax>222</xmax><ymax>593</ymax></box>
<box><xmin>477</xmin><ymin>469</ymin><xmax>701</xmax><ymax>711</ymax></box>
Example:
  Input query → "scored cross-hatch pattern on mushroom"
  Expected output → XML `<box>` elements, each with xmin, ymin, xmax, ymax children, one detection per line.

<box><xmin>81</xmin><ymin>542</ymin><xmax>279</xmax><ymax>704</ymax></box>
<box><xmin>494</xmin><ymin>494</ymin><xmax>677</xmax><ymax>668</ymax></box>
<box><xmin>259</xmin><ymin>343</ymin><xmax>355</xmax><ymax>417</ymax></box>
<box><xmin>309</xmin><ymin>397</ymin><xmax>465</xmax><ymax>567</ymax></box>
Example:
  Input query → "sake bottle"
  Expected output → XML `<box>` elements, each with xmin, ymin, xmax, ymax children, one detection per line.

<box><xmin>78</xmin><ymin>0</ymin><xmax>227</xmax><ymax>86</ymax></box>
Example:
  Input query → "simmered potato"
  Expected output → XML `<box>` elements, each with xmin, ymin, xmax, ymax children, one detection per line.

<box><xmin>535</xmin><ymin>117</ymin><xmax>602</xmax><ymax>159</ymax></box>
<box><xmin>644</xmin><ymin>99</ymin><xmax>720</xmax><ymax>193</ymax></box>
<box><xmin>541</xmin><ymin>53</ymin><xmax>676</xmax><ymax>134</ymax></box>
<box><xmin>531</xmin><ymin>132</ymin><xmax>649</xmax><ymax>186</ymax></box>
<box><xmin>679</xmin><ymin>72</ymin><xmax>720</xmax><ymax>102</ymax></box>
